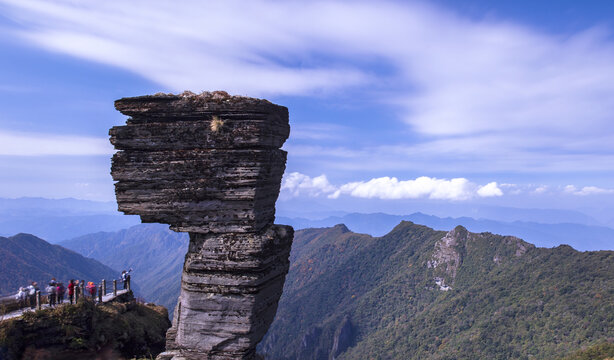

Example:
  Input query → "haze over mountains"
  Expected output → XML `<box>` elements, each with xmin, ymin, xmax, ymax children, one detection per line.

<box><xmin>2</xmin><ymin>197</ymin><xmax>613</xmax><ymax>251</ymax></box>
<box><xmin>277</xmin><ymin>197</ymin><xmax>611</xmax><ymax>228</ymax></box>
<box><xmin>0</xmin><ymin>198</ymin><xmax>140</xmax><ymax>243</ymax></box>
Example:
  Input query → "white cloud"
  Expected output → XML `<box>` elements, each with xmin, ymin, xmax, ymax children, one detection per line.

<box><xmin>332</xmin><ymin>176</ymin><xmax>477</xmax><ymax>201</ymax></box>
<box><xmin>477</xmin><ymin>182</ymin><xmax>503</xmax><ymax>197</ymax></box>
<box><xmin>282</xmin><ymin>173</ymin><xmax>504</xmax><ymax>201</ymax></box>
<box><xmin>564</xmin><ymin>185</ymin><xmax>614</xmax><ymax>196</ymax></box>
<box><xmin>282</xmin><ymin>174</ymin><xmax>614</xmax><ymax>201</ymax></box>
<box><xmin>0</xmin><ymin>130</ymin><xmax>113</xmax><ymax>156</ymax></box>
<box><xmin>564</xmin><ymin>185</ymin><xmax>578</xmax><ymax>194</ymax></box>
<box><xmin>281</xmin><ymin>172</ymin><xmax>336</xmax><ymax>198</ymax></box>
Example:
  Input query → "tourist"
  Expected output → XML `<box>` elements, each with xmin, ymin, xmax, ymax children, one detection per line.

<box><xmin>121</xmin><ymin>268</ymin><xmax>132</xmax><ymax>290</ymax></box>
<box><xmin>46</xmin><ymin>281</ymin><xmax>56</xmax><ymax>307</ymax></box>
<box><xmin>15</xmin><ymin>287</ymin><xmax>27</xmax><ymax>308</ymax></box>
<box><xmin>74</xmin><ymin>280</ymin><xmax>81</xmax><ymax>301</ymax></box>
<box><xmin>27</xmin><ymin>282</ymin><xmax>39</xmax><ymax>309</ymax></box>
<box><xmin>86</xmin><ymin>282</ymin><xmax>97</xmax><ymax>299</ymax></box>
<box><xmin>68</xmin><ymin>279</ymin><xmax>75</xmax><ymax>304</ymax></box>
<box><xmin>56</xmin><ymin>282</ymin><xmax>66</xmax><ymax>304</ymax></box>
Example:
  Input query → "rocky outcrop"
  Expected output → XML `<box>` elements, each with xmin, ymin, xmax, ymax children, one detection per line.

<box><xmin>109</xmin><ymin>91</ymin><xmax>293</xmax><ymax>360</ymax></box>
<box><xmin>427</xmin><ymin>226</ymin><xmax>468</xmax><ymax>291</ymax></box>
<box><xmin>330</xmin><ymin>316</ymin><xmax>355</xmax><ymax>360</ymax></box>
<box><xmin>428</xmin><ymin>226</ymin><xmax>467</xmax><ymax>279</ymax></box>
<box><xmin>301</xmin><ymin>326</ymin><xmax>322</xmax><ymax>353</ymax></box>
<box><xmin>0</xmin><ymin>293</ymin><xmax>170</xmax><ymax>360</ymax></box>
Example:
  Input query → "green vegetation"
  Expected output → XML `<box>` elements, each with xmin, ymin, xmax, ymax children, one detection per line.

<box><xmin>561</xmin><ymin>341</ymin><xmax>614</xmax><ymax>360</ymax></box>
<box><xmin>0</xmin><ymin>295</ymin><xmax>170</xmax><ymax>360</ymax></box>
<box><xmin>260</xmin><ymin>222</ymin><xmax>614</xmax><ymax>360</ymax></box>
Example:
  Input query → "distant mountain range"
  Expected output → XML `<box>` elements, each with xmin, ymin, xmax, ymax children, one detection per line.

<box><xmin>54</xmin><ymin>210</ymin><xmax>614</xmax><ymax>320</ymax></box>
<box><xmin>4</xmin><ymin>213</ymin><xmax>613</xmax><ymax>358</ymax></box>
<box><xmin>0</xmin><ymin>197</ymin><xmax>140</xmax><ymax>243</ymax></box>
<box><xmin>2</xmin><ymin>196</ymin><xmax>613</xmax><ymax>246</ymax></box>
<box><xmin>0</xmin><ymin>233</ymin><xmax>118</xmax><ymax>297</ymax></box>
<box><xmin>276</xmin><ymin>197</ymin><xmax>609</xmax><ymax>227</ymax></box>
<box><xmin>278</xmin><ymin>212</ymin><xmax>614</xmax><ymax>251</ymax></box>
<box><xmin>60</xmin><ymin>224</ymin><xmax>188</xmax><ymax>314</ymax></box>
<box><xmin>259</xmin><ymin>222</ymin><xmax>614</xmax><ymax>359</ymax></box>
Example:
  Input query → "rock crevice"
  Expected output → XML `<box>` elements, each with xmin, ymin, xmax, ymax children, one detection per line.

<box><xmin>109</xmin><ymin>91</ymin><xmax>293</xmax><ymax>360</ymax></box>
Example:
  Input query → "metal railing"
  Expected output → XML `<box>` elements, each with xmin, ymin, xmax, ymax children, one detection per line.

<box><xmin>0</xmin><ymin>276</ymin><xmax>131</xmax><ymax>317</ymax></box>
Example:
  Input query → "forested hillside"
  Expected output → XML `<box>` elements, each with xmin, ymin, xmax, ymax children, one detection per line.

<box><xmin>259</xmin><ymin>222</ymin><xmax>614</xmax><ymax>360</ymax></box>
<box><xmin>0</xmin><ymin>233</ymin><xmax>118</xmax><ymax>296</ymax></box>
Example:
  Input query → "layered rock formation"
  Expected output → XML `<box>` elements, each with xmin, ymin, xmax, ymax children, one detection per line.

<box><xmin>109</xmin><ymin>91</ymin><xmax>293</xmax><ymax>360</ymax></box>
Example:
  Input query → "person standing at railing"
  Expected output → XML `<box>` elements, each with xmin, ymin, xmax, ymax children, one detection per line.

<box><xmin>27</xmin><ymin>282</ymin><xmax>39</xmax><ymax>309</ymax></box>
<box><xmin>121</xmin><ymin>268</ymin><xmax>132</xmax><ymax>290</ymax></box>
<box><xmin>86</xmin><ymin>282</ymin><xmax>97</xmax><ymax>300</ymax></box>
<box><xmin>68</xmin><ymin>279</ymin><xmax>75</xmax><ymax>304</ymax></box>
<box><xmin>56</xmin><ymin>282</ymin><xmax>66</xmax><ymax>304</ymax></box>
<box><xmin>74</xmin><ymin>280</ymin><xmax>81</xmax><ymax>301</ymax></box>
<box><xmin>46</xmin><ymin>282</ymin><xmax>57</xmax><ymax>307</ymax></box>
<box><xmin>15</xmin><ymin>287</ymin><xmax>27</xmax><ymax>308</ymax></box>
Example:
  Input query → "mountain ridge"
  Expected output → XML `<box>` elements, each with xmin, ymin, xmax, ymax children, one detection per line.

<box><xmin>259</xmin><ymin>221</ymin><xmax>614</xmax><ymax>359</ymax></box>
<box><xmin>0</xmin><ymin>233</ymin><xmax>119</xmax><ymax>296</ymax></box>
<box><xmin>278</xmin><ymin>212</ymin><xmax>614</xmax><ymax>251</ymax></box>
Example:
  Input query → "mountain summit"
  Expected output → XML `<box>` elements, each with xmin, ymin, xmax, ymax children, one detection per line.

<box><xmin>260</xmin><ymin>221</ymin><xmax>614</xmax><ymax>359</ymax></box>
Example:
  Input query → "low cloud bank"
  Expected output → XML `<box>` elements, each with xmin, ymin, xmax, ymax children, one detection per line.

<box><xmin>564</xmin><ymin>185</ymin><xmax>614</xmax><ymax>196</ymax></box>
<box><xmin>281</xmin><ymin>172</ymin><xmax>503</xmax><ymax>201</ymax></box>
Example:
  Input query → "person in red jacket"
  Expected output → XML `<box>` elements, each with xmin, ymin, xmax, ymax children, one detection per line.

<box><xmin>86</xmin><ymin>282</ymin><xmax>97</xmax><ymax>300</ymax></box>
<box><xmin>67</xmin><ymin>279</ymin><xmax>75</xmax><ymax>304</ymax></box>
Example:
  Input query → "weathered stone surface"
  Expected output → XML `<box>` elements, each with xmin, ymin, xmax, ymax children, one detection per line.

<box><xmin>109</xmin><ymin>91</ymin><xmax>293</xmax><ymax>360</ymax></box>
<box><xmin>111</xmin><ymin>148</ymin><xmax>286</xmax><ymax>233</ymax></box>
<box><xmin>166</xmin><ymin>226</ymin><xmax>293</xmax><ymax>359</ymax></box>
<box><xmin>114</xmin><ymin>91</ymin><xmax>287</xmax><ymax>119</ymax></box>
<box><xmin>110</xmin><ymin>92</ymin><xmax>289</xmax><ymax>234</ymax></box>
<box><xmin>110</xmin><ymin>117</ymin><xmax>289</xmax><ymax>150</ymax></box>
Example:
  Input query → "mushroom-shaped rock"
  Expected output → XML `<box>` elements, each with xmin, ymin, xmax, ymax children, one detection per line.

<box><xmin>109</xmin><ymin>91</ymin><xmax>294</xmax><ymax>360</ymax></box>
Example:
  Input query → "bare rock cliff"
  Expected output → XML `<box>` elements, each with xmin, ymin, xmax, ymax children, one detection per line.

<box><xmin>109</xmin><ymin>91</ymin><xmax>293</xmax><ymax>360</ymax></box>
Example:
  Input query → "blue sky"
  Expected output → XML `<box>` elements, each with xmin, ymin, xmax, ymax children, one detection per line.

<box><xmin>0</xmin><ymin>0</ymin><xmax>614</xmax><ymax>222</ymax></box>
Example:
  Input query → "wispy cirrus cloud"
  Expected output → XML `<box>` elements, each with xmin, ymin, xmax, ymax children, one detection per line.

<box><xmin>1</xmin><ymin>0</ymin><xmax>614</xmax><ymax>175</ymax></box>
<box><xmin>289</xmin><ymin>123</ymin><xmax>352</xmax><ymax>141</ymax></box>
<box><xmin>285</xmin><ymin>142</ymin><xmax>614</xmax><ymax>174</ymax></box>
<box><xmin>0</xmin><ymin>130</ymin><xmax>112</xmax><ymax>156</ymax></box>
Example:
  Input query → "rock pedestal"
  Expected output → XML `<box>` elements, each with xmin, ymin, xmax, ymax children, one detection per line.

<box><xmin>109</xmin><ymin>91</ymin><xmax>293</xmax><ymax>360</ymax></box>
